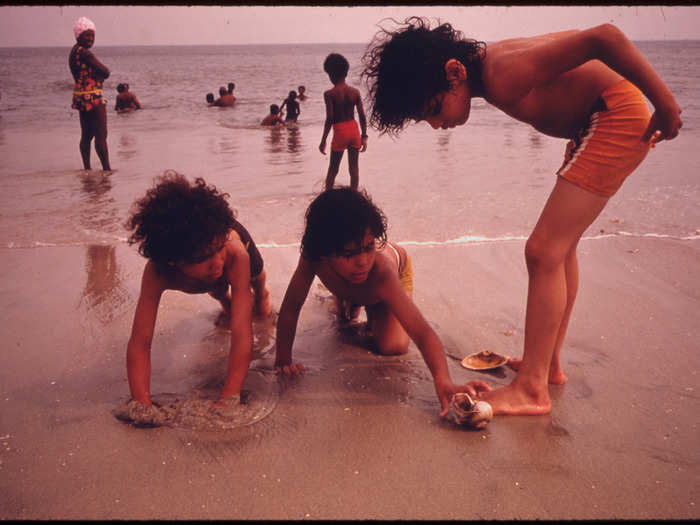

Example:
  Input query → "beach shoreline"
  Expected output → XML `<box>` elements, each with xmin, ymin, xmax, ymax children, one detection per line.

<box><xmin>1</xmin><ymin>235</ymin><xmax>698</xmax><ymax>519</ymax></box>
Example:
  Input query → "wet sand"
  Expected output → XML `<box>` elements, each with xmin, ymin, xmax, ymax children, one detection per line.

<box><xmin>0</xmin><ymin>235</ymin><xmax>698</xmax><ymax>519</ymax></box>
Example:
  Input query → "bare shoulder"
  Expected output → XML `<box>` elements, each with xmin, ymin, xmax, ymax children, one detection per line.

<box><xmin>368</xmin><ymin>249</ymin><xmax>401</xmax><ymax>298</ymax></box>
<box><xmin>482</xmin><ymin>26</ymin><xmax>613</xmax><ymax>104</ymax></box>
<box><xmin>224</xmin><ymin>230</ymin><xmax>249</xmax><ymax>265</ymax></box>
<box><xmin>142</xmin><ymin>260</ymin><xmax>168</xmax><ymax>294</ymax></box>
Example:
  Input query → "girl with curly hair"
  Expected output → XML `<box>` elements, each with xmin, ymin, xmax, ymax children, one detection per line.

<box><xmin>124</xmin><ymin>172</ymin><xmax>271</xmax><ymax>413</ymax></box>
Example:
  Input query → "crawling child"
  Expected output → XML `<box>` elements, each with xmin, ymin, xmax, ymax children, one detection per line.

<box><xmin>124</xmin><ymin>172</ymin><xmax>272</xmax><ymax>417</ymax></box>
<box><xmin>274</xmin><ymin>187</ymin><xmax>489</xmax><ymax>417</ymax></box>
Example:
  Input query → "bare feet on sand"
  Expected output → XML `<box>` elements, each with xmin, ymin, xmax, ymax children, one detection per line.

<box><xmin>476</xmin><ymin>383</ymin><xmax>551</xmax><ymax>415</ymax></box>
<box><xmin>507</xmin><ymin>357</ymin><xmax>568</xmax><ymax>385</ymax></box>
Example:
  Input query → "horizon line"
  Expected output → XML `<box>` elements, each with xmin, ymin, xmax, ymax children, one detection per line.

<box><xmin>2</xmin><ymin>38</ymin><xmax>699</xmax><ymax>49</ymax></box>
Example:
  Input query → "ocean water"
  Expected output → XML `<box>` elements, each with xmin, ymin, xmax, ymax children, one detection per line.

<box><xmin>0</xmin><ymin>41</ymin><xmax>698</xmax><ymax>253</ymax></box>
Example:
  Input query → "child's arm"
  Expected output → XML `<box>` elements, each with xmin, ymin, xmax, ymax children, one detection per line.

<box><xmin>218</xmin><ymin>244</ymin><xmax>255</xmax><ymax>400</ymax></box>
<box><xmin>379</xmin><ymin>275</ymin><xmax>490</xmax><ymax>416</ymax></box>
<box><xmin>355</xmin><ymin>89</ymin><xmax>368</xmax><ymax>152</ymax></box>
<box><xmin>126</xmin><ymin>262</ymin><xmax>165</xmax><ymax>405</ymax></box>
<box><xmin>131</xmin><ymin>93</ymin><xmax>141</xmax><ymax>109</ymax></box>
<box><xmin>488</xmin><ymin>24</ymin><xmax>682</xmax><ymax>142</ymax></box>
<box><xmin>319</xmin><ymin>92</ymin><xmax>333</xmax><ymax>154</ymax></box>
<box><xmin>274</xmin><ymin>256</ymin><xmax>315</xmax><ymax>376</ymax></box>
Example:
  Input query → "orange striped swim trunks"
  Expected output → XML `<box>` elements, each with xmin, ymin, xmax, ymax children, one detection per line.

<box><xmin>557</xmin><ymin>79</ymin><xmax>652</xmax><ymax>198</ymax></box>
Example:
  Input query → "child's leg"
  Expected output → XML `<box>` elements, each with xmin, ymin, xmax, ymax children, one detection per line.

<box><xmin>347</xmin><ymin>147</ymin><xmax>360</xmax><ymax>191</ymax></box>
<box><xmin>324</xmin><ymin>151</ymin><xmax>344</xmax><ymax>190</ymax></box>
<box><xmin>250</xmin><ymin>269</ymin><xmax>271</xmax><ymax>319</ymax></box>
<box><xmin>509</xmin><ymin>243</ymin><xmax>578</xmax><ymax>385</ymax></box>
<box><xmin>78</xmin><ymin>111</ymin><xmax>94</xmax><ymax>169</ymax></box>
<box><xmin>93</xmin><ymin>104</ymin><xmax>111</xmax><ymax>170</ymax></box>
<box><xmin>365</xmin><ymin>296</ymin><xmax>411</xmax><ymax>355</ymax></box>
<box><xmin>479</xmin><ymin>177</ymin><xmax>608</xmax><ymax>415</ymax></box>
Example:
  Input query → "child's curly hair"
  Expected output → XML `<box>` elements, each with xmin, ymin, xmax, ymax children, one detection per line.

<box><xmin>125</xmin><ymin>171</ymin><xmax>236</xmax><ymax>265</ymax></box>
<box><xmin>301</xmin><ymin>187</ymin><xmax>387</xmax><ymax>261</ymax></box>
<box><xmin>362</xmin><ymin>16</ymin><xmax>486</xmax><ymax>135</ymax></box>
<box><xmin>323</xmin><ymin>53</ymin><xmax>350</xmax><ymax>83</ymax></box>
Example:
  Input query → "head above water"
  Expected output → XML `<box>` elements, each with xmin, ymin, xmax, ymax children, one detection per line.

<box><xmin>301</xmin><ymin>187</ymin><xmax>387</xmax><ymax>262</ymax></box>
<box><xmin>298</xmin><ymin>85</ymin><xmax>306</xmax><ymax>93</ymax></box>
<box><xmin>117</xmin><ymin>83</ymin><xmax>126</xmax><ymax>93</ymax></box>
<box><xmin>206</xmin><ymin>93</ymin><xmax>215</xmax><ymax>103</ymax></box>
<box><xmin>323</xmin><ymin>53</ymin><xmax>349</xmax><ymax>83</ymax></box>
<box><xmin>125</xmin><ymin>171</ymin><xmax>237</xmax><ymax>266</ymax></box>
<box><xmin>288</xmin><ymin>90</ymin><xmax>297</xmax><ymax>100</ymax></box>
<box><xmin>270</xmin><ymin>104</ymin><xmax>280</xmax><ymax>114</ymax></box>
<box><xmin>228</xmin><ymin>82</ymin><xmax>235</xmax><ymax>93</ymax></box>
<box><xmin>361</xmin><ymin>16</ymin><xmax>486</xmax><ymax>135</ymax></box>
<box><xmin>219</xmin><ymin>86</ymin><xmax>227</xmax><ymax>96</ymax></box>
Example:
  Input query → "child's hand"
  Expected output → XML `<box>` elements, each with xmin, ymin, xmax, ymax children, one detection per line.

<box><xmin>274</xmin><ymin>362</ymin><xmax>306</xmax><ymax>376</ymax></box>
<box><xmin>360</xmin><ymin>136</ymin><xmax>368</xmax><ymax>153</ymax></box>
<box><xmin>643</xmin><ymin>100</ymin><xmax>683</xmax><ymax>144</ymax></box>
<box><xmin>434</xmin><ymin>377</ymin><xmax>491</xmax><ymax>418</ymax></box>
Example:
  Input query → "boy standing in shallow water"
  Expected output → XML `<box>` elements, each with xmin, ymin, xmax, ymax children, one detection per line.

<box><xmin>125</xmin><ymin>173</ymin><xmax>271</xmax><ymax>414</ymax></box>
<box><xmin>362</xmin><ymin>18</ymin><xmax>682</xmax><ymax>416</ymax></box>
<box><xmin>319</xmin><ymin>53</ymin><xmax>368</xmax><ymax>191</ymax></box>
<box><xmin>274</xmin><ymin>187</ymin><xmax>490</xmax><ymax>417</ymax></box>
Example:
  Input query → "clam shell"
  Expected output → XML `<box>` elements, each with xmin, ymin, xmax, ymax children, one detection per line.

<box><xmin>450</xmin><ymin>392</ymin><xmax>493</xmax><ymax>429</ymax></box>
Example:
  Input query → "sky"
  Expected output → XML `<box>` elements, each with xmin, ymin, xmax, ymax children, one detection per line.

<box><xmin>0</xmin><ymin>5</ymin><xmax>698</xmax><ymax>47</ymax></box>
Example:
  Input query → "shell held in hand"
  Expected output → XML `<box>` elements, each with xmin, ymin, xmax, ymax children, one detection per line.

<box><xmin>450</xmin><ymin>392</ymin><xmax>493</xmax><ymax>429</ymax></box>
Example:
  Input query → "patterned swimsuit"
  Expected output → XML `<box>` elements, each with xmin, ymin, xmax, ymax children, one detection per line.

<box><xmin>70</xmin><ymin>45</ymin><xmax>105</xmax><ymax>112</ymax></box>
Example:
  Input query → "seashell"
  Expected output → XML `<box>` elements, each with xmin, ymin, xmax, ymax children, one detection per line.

<box><xmin>450</xmin><ymin>392</ymin><xmax>493</xmax><ymax>429</ymax></box>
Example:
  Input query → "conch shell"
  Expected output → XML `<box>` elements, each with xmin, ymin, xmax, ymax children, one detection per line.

<box><xmin>450</xmin><ymin>392</ymin><xmax>493</xmax><ymax>429</ymax></box>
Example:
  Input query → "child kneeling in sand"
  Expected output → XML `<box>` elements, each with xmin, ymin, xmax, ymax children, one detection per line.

<box><xmin>274</xmin><ymin>187</ymin><xmax>489</xmax><ymax>417</ymax></box>
<box><xmin>124</xmin><ymin>172</ymin><xmax>272</xmax><ymax>414</ymax></box>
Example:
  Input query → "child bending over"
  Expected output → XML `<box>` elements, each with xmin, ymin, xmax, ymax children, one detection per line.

<box><xmin>361</xmin><ymin>18</ymin><xmax>682</xmax><ymax>416</ymax></box>
<box><xmin>125</xmin><ymin>172</ymin><xmax>272</xmax><ymax>408</ymax></box>
<box><xmin>274</xmin><ymin>187</ymin><xmax>489</xmax><ymax>417</ymax></box>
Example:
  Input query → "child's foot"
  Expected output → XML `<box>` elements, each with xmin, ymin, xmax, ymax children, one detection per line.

<box><xmin>476</xmin><ymin>384</ymin><xmax>551</xmax><ymax>416</ymax></box>
<box><xmin>337</xmin><ymin>300</ymin><xmax>361</xmax><ymax>325</ymax></box>
<box><xmin>215</xmin><ymin>310</ymin><xmax>231</xmax><ymax>327</ymax></box>
<box><xmin>507</xmin><ymin>357</ymin><xmax>568</xmax><ymax>385</ymax></box>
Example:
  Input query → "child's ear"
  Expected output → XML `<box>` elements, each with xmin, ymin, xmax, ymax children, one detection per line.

<box><xmin>444</xmin><ymin>58</ymin><xmax>467</xmax><ymax>88</ymax></box>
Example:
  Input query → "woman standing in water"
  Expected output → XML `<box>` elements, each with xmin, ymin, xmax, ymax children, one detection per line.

<box><xmin>69</xmin><ymin>16</ymin><xmax>111</xmax><ymax>171</ymax></box>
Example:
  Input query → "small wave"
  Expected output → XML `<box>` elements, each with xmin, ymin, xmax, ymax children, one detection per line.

<box><xmin>5</xmin><ymin>230</ymin><xmax>699</xmax><ymax>251</ymax></box>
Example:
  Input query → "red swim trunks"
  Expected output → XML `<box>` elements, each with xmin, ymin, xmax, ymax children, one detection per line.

<box><xmin>331</xmin><ymin>120</ymin><xmax>362</xmax><ymax>152</ymax></box>
<box><xmin>557</xmin><ymin>79</ymin><xmax>652</xmax><ymax>198</ymax></box>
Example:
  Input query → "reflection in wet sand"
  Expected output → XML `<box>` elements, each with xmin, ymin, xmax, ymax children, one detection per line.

<box><xmin>264</xmin><ymin>126</ymin><xmax>284</xmax><ymax>155</ymax></box>
<box><xmin>80</xmin><ymin>244</ymin><xmax>129</xmax><ymax>325</ymax></box>
<box><xmin>116</xmin><ymin>133</ymin><xmax>139</xmax><ymax>161</ymax></box>
<box><xmin>286</xmin><ymin>125</ymin><xmax>303</xmax><ymax>158</ymax></box>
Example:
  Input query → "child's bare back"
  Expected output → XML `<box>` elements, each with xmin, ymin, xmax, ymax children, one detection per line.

<box><xmin>481</xmin><ymin>31</ymin><xmax>623</xmax><ymax>138</ymax></box>
<box><xmin>324</xmin><ymin>82</ymin><xmax>362</xmax><ymax>124</ymax></box>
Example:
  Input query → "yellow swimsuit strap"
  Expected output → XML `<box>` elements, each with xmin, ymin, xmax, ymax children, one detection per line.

<box><xmin>72</xmin><ymin>89</ymin><xmax>103</xmax><ymax>95</ymax></box>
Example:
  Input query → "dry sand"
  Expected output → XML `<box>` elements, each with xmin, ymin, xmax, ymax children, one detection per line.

<box><xmin>0</xmin><ymin>235</ymin><xmax>698</xmax><ymax>519</ymax></box>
